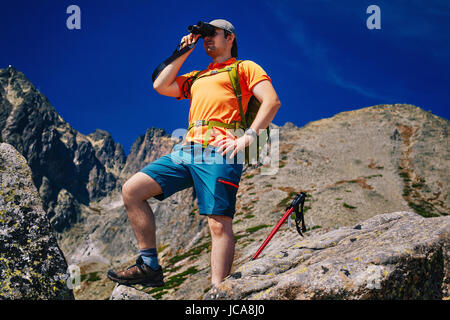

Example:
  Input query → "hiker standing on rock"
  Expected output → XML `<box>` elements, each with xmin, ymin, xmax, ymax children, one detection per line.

<box><xmin>107</xmin><ymin>19</ymin><xmax>281</xmax><ymax>288</ymax></box>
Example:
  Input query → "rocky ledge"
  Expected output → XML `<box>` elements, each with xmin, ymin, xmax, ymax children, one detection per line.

<box><xmin>204</xmin><ymin>211</ymin><xmax>449</xmax><ymax>300</ymax></box>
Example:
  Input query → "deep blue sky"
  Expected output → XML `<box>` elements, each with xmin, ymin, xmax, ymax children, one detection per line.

<box><xmin>1</xmin><ymin>0</ymin><xmax>449</xmax><ymax>155</ymax></box>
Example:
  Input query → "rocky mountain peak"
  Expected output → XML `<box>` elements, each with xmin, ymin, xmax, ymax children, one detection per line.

<box><xmin>87</xmin><ymin>129</ymin><xmax>126</xmax><ymax>176</ymax></box>
<box><xmin>0</xmin><ymin>67</ymin><xmax>127</xmax><ymax>231</ymax></box>
<box><xmin>88</xmin><ymin>128</ymin><xmax>111</xmax><ymax>140</ymax></box>
<box><xmin>120</xmin><ymin>127</ymin><xmax>179</xmax><ymax>177</ymax></box>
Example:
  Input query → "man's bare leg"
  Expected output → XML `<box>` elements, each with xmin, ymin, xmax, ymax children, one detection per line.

<box><xmin>207</xmin><ymin>215</ymin><xmax>235</xmax><ymax>286</ymax></box>
<box><xmin>106</xmin><ymin>172</ymin><xmax>164</xmax><ymax>285</ymax></box>
<box><xmin>121</xmin><ymin>172</ymin><xmax>163</xmax><ymax>250</ymax></box>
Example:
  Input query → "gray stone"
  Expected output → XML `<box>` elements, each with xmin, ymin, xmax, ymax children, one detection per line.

<box><xmin>110</xmin><ymin>284</ymin><xmax>155</xmax><ymax>300</ymax></box>
<box><xmin>0</xmin><ymin>143</ymin><xmax>74</xmax><ymax>299</ymax></box>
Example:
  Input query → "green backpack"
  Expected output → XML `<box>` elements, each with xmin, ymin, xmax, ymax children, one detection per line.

<box><xmin>185</xmin><ymin>60</ymin><xmax>270</xmax><ymax>164</ymax></box>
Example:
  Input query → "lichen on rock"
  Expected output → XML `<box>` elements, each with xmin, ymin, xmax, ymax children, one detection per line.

<box><xmin>0</xmin><ymin>143</ymin><xmax>74</xmax><ymax>299</ymax></box>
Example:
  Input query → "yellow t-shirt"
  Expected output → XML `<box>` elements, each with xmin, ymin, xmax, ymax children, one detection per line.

<box><xmin>175</xmin><ymin>57</ymin><xmax>271</xmax><ymax>147</ymax></box>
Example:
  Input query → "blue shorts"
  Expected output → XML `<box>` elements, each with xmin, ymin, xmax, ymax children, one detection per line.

<box><xmin>140</xmin><ymin>143</ymin><xmax>243</xmax><ymax>218</ymax></box>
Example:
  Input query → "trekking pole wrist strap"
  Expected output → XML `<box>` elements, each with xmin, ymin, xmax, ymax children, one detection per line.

<box><xmin>152</xmin><ymin>41</ymin><xmax>197</xmax><ymax>83</ymax></box>
<box><xmin>288</xmin><ymin>192</ymin><xmax>307</xmax><ymax>236</ymax></box>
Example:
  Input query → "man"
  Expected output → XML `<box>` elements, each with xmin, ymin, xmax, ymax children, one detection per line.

<box><xmin>107</xmin><ymin>19</ymin><xmax>281</xmax><ymax>288</ymax></box>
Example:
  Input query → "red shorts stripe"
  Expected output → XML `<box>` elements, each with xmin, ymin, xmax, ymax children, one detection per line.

<box><xmin>218</xmin><ymin>178</ymin><xmax>239</xmax><ymax>189</ymax></box>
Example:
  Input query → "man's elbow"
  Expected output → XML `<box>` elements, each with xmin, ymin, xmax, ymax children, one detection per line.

<box><xmin>153</xmin><ymin>81</ymin><xmax>179</xmax><ymax>98</ymax></box>
<box><xmin>273</xmin><ymin>97</ymin><xmax>281</xmax><ymax>109</ymax></box>
<box><xmin>153</xmin><ymin>80</ymin><xmax>162</xmax><ymax>93</ymax></box>
<box><xmin>153</xmin><ymin>81</ymin><xmax>169</xmax><ymax>96</ymax></box>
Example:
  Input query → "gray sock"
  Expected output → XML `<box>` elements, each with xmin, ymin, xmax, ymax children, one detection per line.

<box><xmin>140</xmin><ymin>248</ymin><xmax>159</xmax><ymax>270</ymax></box>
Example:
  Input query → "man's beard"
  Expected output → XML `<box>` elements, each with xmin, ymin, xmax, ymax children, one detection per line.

<box><xmin>205</xmin><ymin>45</ymin><xmax>217</xmax><ymax>57</ymax></box>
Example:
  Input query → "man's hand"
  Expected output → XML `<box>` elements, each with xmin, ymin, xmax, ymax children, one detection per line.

<box><xmin>216</xmin><ymin>134</ymin><xmax>255</xmax><ymax>159</ymax></box>
<box><xmin>180</xmin><ymin>33</ymin><xmax>201</xmax><ymax>49</ymax></box>
<box><xmin>153</xmin><ymin>33</ymin><xmax>200</xmax><ymax>97</ymax></box>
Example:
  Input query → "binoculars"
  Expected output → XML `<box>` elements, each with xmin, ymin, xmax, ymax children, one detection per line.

<box><xmin>188</xmin><ymin>21</ymin><xmax>216</xmax><ymax>38</ymax></box>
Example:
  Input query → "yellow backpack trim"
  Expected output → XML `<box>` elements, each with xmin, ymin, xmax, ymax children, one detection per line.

<box><xmin>187</xmin><ymin>60</ymin><xmax>270</xmax><ymax>162</ymax></box>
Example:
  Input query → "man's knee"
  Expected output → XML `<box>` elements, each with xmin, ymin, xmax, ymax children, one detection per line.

<box><xmin>121</xmin><ymin>180</ymin><xmax>136</xmax><ymax>204</ymax></box>
<box><xmin>121</xmin><ymin>172</ymin><xmax>162</xmax><ymax>204</ymax></box>
<box><xmin>208</xmin><ymin>216</ymin><xmax>233</xmax><ymax>237</ymax></box>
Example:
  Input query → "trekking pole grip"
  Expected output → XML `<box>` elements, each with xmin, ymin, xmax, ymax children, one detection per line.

<box><xmin>292</xmin><ymin>192</ymin><xmax>307</xmax><ymax>236</ymax></box>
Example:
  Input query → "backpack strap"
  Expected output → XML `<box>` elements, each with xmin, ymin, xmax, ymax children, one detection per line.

<box><xmin>182</xmin><ymin>65</ymin><xmax>234</xmax><ymax>99</ymax></box>
<box><xmin>152</xmin><ymin>41</ymin><xmax>197</xmax><ymax>83</ymax></box>
<box><xmin>228</xmin><ymin>60</ymin><xmax>253</xmax><ymax>161</ymax></box>
<box><xmin>227</xmin><ymin>60</ymin><xmax>247</xmax><ymax>129</ymax></box>
<box><xmin>196</xmin><ymin>66</ymin><xmax>233</xmax><ymax>79</ymax></box>
<box><xmin>188</xmin><ymin>120</ymin><xmax>245</xmax><ymax>148</ymax></box>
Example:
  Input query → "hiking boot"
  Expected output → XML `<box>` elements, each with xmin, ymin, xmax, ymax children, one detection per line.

<box><xmin>107</xmin><ymin>256</ymin><xmax>164</xmax><ymax>287</ymax></box>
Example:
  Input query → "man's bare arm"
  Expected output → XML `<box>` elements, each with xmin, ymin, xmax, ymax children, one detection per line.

<box><xmin>153</xmin><ymin>33</ymin><xmax>200</xmax><ymax>97</ymax></box>
<box><xmin>249</xmin><ymin>80</ymin><xmax>281</xmax><ymax>133</ymax></box>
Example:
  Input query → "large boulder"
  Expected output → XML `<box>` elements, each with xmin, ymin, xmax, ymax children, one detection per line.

<box><xmin>0</xmin><ymin>143</ymin><xmax>74</xmax><ymax>299</ymax></box>
<box><xmin>205</xmin><ymin>211</ymin><xmax>449</xmax><ymax>299</ymax></box>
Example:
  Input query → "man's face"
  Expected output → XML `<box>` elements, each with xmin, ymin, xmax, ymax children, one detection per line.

<box><xmin>203</xmin><ymin>28</ymin><xmax>233</xmax><ymax>58</ymax></box>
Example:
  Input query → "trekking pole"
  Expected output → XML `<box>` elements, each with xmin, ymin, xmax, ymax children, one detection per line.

<box><xmin>251</xmin><ymin>192</ymin><xmax>307</xmax><ymax>260</ymax></box>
